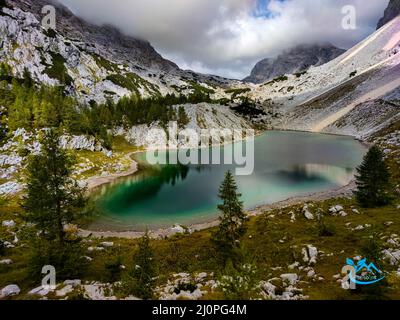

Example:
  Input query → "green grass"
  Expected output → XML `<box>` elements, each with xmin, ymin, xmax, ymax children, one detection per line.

<box><xmin>2</xmin><ymin>193</ymin><xmax>399</xmax><ymax>300</ymax></box>
<box><xmin>262</xmin><ymin>75</ymin><xmax>289</xmax><ymax>87</ymax></box>
<box><xmin>91</xmin><ymin>53</ymin><xmax>119</xmax><ymax>73</ymax></box>
<box><xmin>224</xmin><ymin>88</ymin><xmax>251</xmax><ymax>99</ymax></box>
<box><xmin>44</xmin><ymin>53</ymin><xmax>73</xmax><ymax>86</ymax></box>
<box><xmin>188</xmin><ymin>81</ymin><xmax>215</xmax><ymax>95</ymax></box>
<box><xmin>1</xmin><ymin>145</ymin><xmax>399</xmax><ymax>300</ymax></box>
<box><xmin>106</xmin><ymin>73</ymin><xmax>160</xmax><ymax>97</ymax></box>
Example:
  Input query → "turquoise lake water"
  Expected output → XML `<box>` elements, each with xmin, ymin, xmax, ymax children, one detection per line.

<box><xmin>91</xmin><ymin>131</ymin><xmax>366</xmax><ymax>231</ymax></box>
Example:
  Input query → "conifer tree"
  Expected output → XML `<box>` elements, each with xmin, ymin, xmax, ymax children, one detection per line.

<box><xmin>212</xmin><ymin>171</ymin><xmax>247</xmax><ymax>260</ymax></box>
<box><xmin>24</xmin><ymin>129</ymin><xmax>88</xmax><ymax>244</ymax></box>
<box><xmin>130</xmin><ymin>231</ymin><xmax>156</xmax><ymax>300</ymax></box>
<box><xmin>354</xmin><ymin>145</ymin><xmax>391</xmax><ymax>208</ymax></box>
<box><xmin>177</xmin><ymin>106</ymin><xmax>189</xmax><ymax>128</ymax></box>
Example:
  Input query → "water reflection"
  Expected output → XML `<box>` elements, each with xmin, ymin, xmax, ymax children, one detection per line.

<box><xmin>278</xmin><ymin>164</ymin><xmax>355</xmax><ymax>185</ymax></box>
<box><xmin>92</xmin><ymin>131</ymin><xmax>366</xmax><ymax>231</ymax></box>
<box><xmin>96</xmin><ymin>164</ymin><xmax>191</xmax><ymax>208</ymax></box>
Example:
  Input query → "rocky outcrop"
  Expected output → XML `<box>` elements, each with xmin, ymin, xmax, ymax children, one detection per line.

<box><xmin>377</xmin><ymin>0</ymin><xmax>400</xmax><ymax>29</ymax></box>
<box><xmin>244</xmin><ymin>43</ymin><xmax>345</xmax><ymax>84</ymax></box>
<box><xmin>1</xmin><ymin>0</ymin><xmax>234</xmax><ymax>104</ymax></box>
<box><xmin>8</xmin><ymin>0</ymin><xmax>179</xmax><ymax>73</ymax></box>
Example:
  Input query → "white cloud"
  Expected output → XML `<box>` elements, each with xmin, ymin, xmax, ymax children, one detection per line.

<box><xmin>59</xmin><ymin>0</ymin><xmax>389</xmax><ymax>79</ymax></box>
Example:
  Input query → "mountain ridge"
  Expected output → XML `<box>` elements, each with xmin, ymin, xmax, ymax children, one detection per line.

<box><xmin>377</xmin><ymin>0</ymin><xmax>400</xmax><ymax>30</ymax></box>
<box><xmin>7</xmin><ymin>0</ymin><xmax>180</xmax><ymax>73</ymax></box>
<box><xmin>243</xmin><ymin>43</ymin><xmax>346</xmax><ymax>84</ymax></box>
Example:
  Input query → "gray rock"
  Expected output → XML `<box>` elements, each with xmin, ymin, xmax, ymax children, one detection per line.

<box><xmin>1</xmin><ymin>284</ymin><xmax>21</xmax><ymax>297</ymax></box>
<box><xmin>28</xmin><ymin>286</ymin><xmax>51</xmax><ymax>296</ymax></box>
<box><xmin>2</xmin><ymin>220</ymin><xmax>16</xmax><ymax>228</ymax></box>
<box><xmin>63</xmin><ymin>280</ymin><xmax>82</xmax><ymax>287</ymax></box>
<box><xmin>99</xmin><ymin>242</ymin><xmax>114</xmax><ymax>248</ymax></box>
<box><xmin>280</xmin><ymin>273</ymin><xmax>299</xmax><ymax>285</ymax></box>
<box><xmin>244</xmin><ymin>43</ymin><xmax>345</xmax><ymax>83</ymax></box>
<box><xmin>377</xmin><ymin>0</ymin><xmax>400</xmax><ymax>29</ymax></box>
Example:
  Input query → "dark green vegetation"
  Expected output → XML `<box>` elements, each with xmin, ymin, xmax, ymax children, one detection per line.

<box><xmin>354</xmin><ymin>145</ymin><xmax>392</xmax><ymax>207</ymax></box>
<box><xmin>350</xmin><ymin>70</ymin><xmax>358</xmax><ymax>78</ymax></box>
<box><xmin>0</xmin><ymin>64</ymin><xmax>197</xmax><ymax>149</ymax></box>
<box><xmin>2</xmin><ymin>194</ymin><xmax>399</xmax><ymax>300</ymax></box>
<box><xmin>23</xmin><ymin>130</ymin><xmax>91</xmax><ymax>280</ymax></box>
<box><xmin>0</xmin><ymin>141</ymin><xmax>399</xmax><ymax>299</ymax></box>
<box><xmin>230</xmin><ymin>99</ymin><xmax>267</xmax><ymax>117</ymax></box>
<box><xmin>262</xmin><ymin>75</ymin><xmax>289</xmax><ymax>87</ymax></box>
<box><xmin>225</xmin><ymin>88</ymin><xmax>251</xmax><ymax>100</ymax></box>
<box><xmin>212</xmin><ymin>171</ymin><xmax>247</xmax><ymax>263</ymax></box>
<box><xmin>0</xmin><ymin>0</ymin><xmax>10</xmax><ymax>10</ymax></box>
<box><xmin>124</xmin><ymin>231</ymin><xmax>157</xmax><ymax>300</ymax></box>
<box><xmin>106</xmin><ymin>73</ymin><xmax>160</xmax><ymax>97</ymax></box>
<box><xmin>43</xmin><ymin>53</ymin><xmax>73</xmax><ymax>86</ymax></box>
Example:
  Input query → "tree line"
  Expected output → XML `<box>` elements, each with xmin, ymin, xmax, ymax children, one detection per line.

<box><xmin>0</xmin><ymin>64</ymin><xmax>200</xmax><ymax>149</ymax></box>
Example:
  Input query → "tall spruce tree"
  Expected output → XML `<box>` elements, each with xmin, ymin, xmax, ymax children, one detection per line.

<box><xmin>24</xmin><ymin>129</ymin><xmax>88</xmax><ymax>244</ymax></box>
<box><xmin>354</xmin><ymin>145</ymin><xmax>391</xmax><ymax>208</ymax></box>
<box><xmin>177</xmin><ymin>106</ymin><xmax>189</xmax><ymax>128</ymax></box>
<box><xmin>131</xmin><ymin>231</ymin><xmax>156</xmax><ymax>300</ymax></box>
<box><xmin>212</xmin><ymin>171</ymin><xmax>247</xmax><ymax>260</ymax></box>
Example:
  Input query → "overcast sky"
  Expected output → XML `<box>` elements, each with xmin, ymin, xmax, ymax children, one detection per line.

<box><xmin>58</xmin><ymin>0</ymin><xmax>389</xmax><ymax>79</ymax></box>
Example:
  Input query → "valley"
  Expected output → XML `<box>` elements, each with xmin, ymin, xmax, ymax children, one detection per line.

<box><xmin>0</xmin><ymin>0</ymin><xmax>399</xmax><ymax>302</ymax></box>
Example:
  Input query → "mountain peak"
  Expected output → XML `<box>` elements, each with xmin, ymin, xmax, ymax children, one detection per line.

<box><xmin>243</xmin><ymin>43</ymin><xmax>345</xmax><ymax>84</ymax></box>
<box><xmin>377</xmin><ymin>0</ymin><xmax>400</xmax><ymax>30</ymax></box>
<box><xmin>7</xmin><ymin>0</ymin><xmax>179</xmax><ymax>73</ymax></box>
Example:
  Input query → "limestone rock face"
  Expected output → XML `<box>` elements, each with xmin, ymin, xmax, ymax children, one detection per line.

<box><xmin>244</xmin><ymin>43</ymin><xmax>345</xmax><ymax>84</ymax></box>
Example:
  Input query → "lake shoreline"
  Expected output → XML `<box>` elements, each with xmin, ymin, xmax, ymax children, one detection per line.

<box><xmin>80</xmin><ymin>130</ymin><xmax>366</xmax><ymax>240</ymax></box>
<box><xmin>79</xmin><ymin>178</ymin><xmax>356</xmax><ymax>240</ymax></box>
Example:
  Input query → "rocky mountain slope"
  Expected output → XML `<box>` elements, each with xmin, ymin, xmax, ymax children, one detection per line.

<box><xmin>244</xmin><ymin>43</ymin><xmax>345</xmax><ymax>84</ymax></box>
<box><xmin>0</xmin><ymin>0</ymin><xmax>235</xmax><ymax>105</ymax></box>
<box><xmin>242</xmin><ymin>17</ymin><xmax>400</xmax><ymax>140</ymax></box>
<box><xmin>0</xmin><ymin>0</ymin><xmax>399</xmax><ymax>145</ymax></box>
<box><xmin>377</xmin><ymin>0</ymin><xmax>400</xmax><ymax>30</ymax></box>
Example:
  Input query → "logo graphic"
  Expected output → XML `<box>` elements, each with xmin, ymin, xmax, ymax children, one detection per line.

<box><xmin>343</xmin><ymin>258</ymin><xmax>385</xmax><ymax>287</ymax></box>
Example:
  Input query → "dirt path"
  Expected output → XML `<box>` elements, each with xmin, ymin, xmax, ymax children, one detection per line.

<box><xmin>311</xmin><ymin>77</ymin><xmax>400</xmax><ymax>132</ymax></box>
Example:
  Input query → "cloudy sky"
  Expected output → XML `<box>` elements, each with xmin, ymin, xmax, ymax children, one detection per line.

<box><xmin>59</xmin><ymin>0</ymin><xmax>388</xmax><ymax>79</ymax></box>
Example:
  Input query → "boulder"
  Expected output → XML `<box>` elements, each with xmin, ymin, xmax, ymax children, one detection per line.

<box><xmin>56</xmin><ymin>285</ymin><xmax>74</xmax><ymax>297</ymax></box>
<box><xmin>335</xmin><ymin>205</ymin><xmax>344</xmax><ymax>211</ymax></box>
<box><xmin>329</xmin><ymin>206</ymin><xmax>337</xmax><ymax>214</ymax></box>
<box><xmin>28</xmin><ymin>286</ymin><xmax>51</xmax><ymax>296</ymax></box>
<box><xmin>0</xmin><ymin>182</ymin><xmax>23</xmax><ymax>195</ymax></box>
<box><xmin>261</xmin><ymin>281</ymin><xmax>276</xmax><ymax>297</ymax></box>
<box><xmin>339</xmin><ymin>211</ymin><xmax>348</xmax><ymax>217</ymax></box>
<box><xmin>280</xmin><ymin>273</ymin><xmax>299</xmax><ymax>286</ymax></box>
<box><xmin>99</xmin><ymin>242</ymin><xmax>114</xmax><ymax>248</ymax></box>
<box><xmin>64</xmin><ymin>280</ymin><xmax>82</xmax><ymax>287</ymax></box>
<box><xmin>2</xmin><ymin>220</ymin><xmax>16</xmax><ymax>228</ymax></box>
<box><xmin>1</xmin><ymin>284</ymin><xmax>21</xmax><ymax>297</ymax></box>
<box><xmin>171</xmin><ymin>224</ymin><xmax>186</xmax><ymax>234</ymax></box>
<box><xmin>302</xmin><ymin>245</ymin><xmax>318</xmax><ymax>264</ymax></box>
<box><xmin>303</xmin><ymin>210</ymin><xmax>314</xmax><ymax>220</ymax></box>
<box><xmin>382</xmin><ymin>249</ymin><xmax>400</xmax><ymax>265</ymax></box>
<box><xmin>288</xmin><ymin>262</ymin><xmax>300</xmax><ymax>270</ymax></box>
